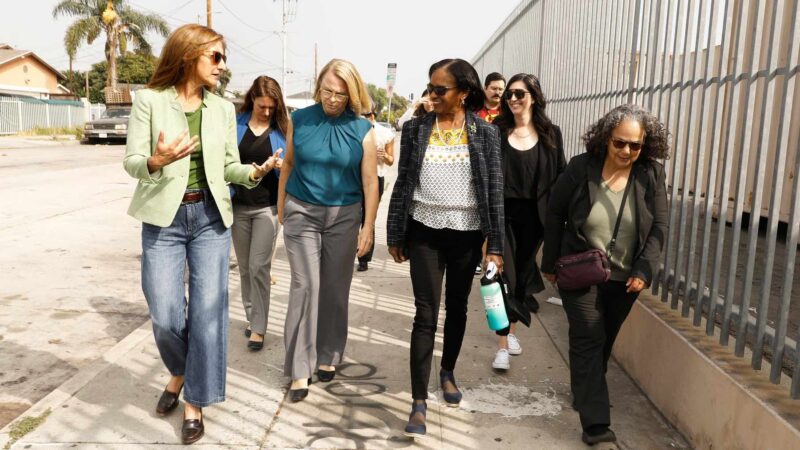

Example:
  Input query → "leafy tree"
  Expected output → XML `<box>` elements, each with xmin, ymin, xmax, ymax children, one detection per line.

<box><xmin>81</xmin><ymin>52</ymin><xmax>157</xmax><ymax>102</ymax></box>
<box><xmin>217</xmin><ymin>69</ymin><xmax>232</xmax><ymax>96</ymax></box>
<box><xmin>62</xmin><ymin>70</ymin><xmax>87</xmax><ymax>98</ymax></box>
<box><xmin>366</xmin><ymin>83</ymin><xmax>409</xmax><ymax>123</ymax></box>
<box><xmin>53</xmin><ymin>0</ymin><xmax>169</xmax><ymax>90</ymax></box>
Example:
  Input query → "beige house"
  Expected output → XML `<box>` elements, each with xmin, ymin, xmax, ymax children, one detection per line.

<box><xmin>0</xmin><ymin>43</ymin><xmax>72</xmax><ymax>99</ymax></box>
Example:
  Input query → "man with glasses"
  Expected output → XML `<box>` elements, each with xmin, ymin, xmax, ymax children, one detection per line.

<box><xmin>474</xmin><ymin>72</ymin><xmax>505</xmax><ymax>276</ymax></box>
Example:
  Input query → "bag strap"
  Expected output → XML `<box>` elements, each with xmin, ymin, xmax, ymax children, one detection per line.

<box><xmin>607</xmin><ymin>174</ymin><xmax>633</xmax><ymax>255</ymax></box>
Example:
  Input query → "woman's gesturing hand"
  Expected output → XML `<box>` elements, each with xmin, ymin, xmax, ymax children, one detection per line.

<box><xmin>250</xmin><ymin>148</ymin><xmax>285</xmax><ymax>181</ymax></box>
<box><xmin>356</xmin><ymin>223</ymin><xmax>374</xmax><ymax>258</ymax></box>
<box><xmin>388</xmin><ymin>245</ymin><xmax>407</xmax><ymax>263</ymax></box>
<box><xmin>148</xmin><ymin>130</ymin><xmax>199</xmax><ymax>173</ymax></box>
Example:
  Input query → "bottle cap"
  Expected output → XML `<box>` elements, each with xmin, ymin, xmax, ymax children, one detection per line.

<box><xmin>485</xmin><ymin>262</ymin><xmax>497</xmax><ymax>280</ymax></box>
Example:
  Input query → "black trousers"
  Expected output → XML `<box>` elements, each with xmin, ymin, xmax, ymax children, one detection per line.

<box><xmin>406</xmin><ymin>219</ymin><xmax>483</xmax><ymax>400</ymax></box>
<box><xmin>559</xmin><ymin>280</ymin><xmax>638</xmax><ymax>429</ymax></box>
<box><xmin>358</xmin><ymin>176</ymin><xmax>385</xmax><ymax>263</ymax></box>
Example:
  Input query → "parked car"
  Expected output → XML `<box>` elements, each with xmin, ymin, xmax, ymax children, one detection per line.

<box><xmin>83</xmin><ymin>106</ymin><xmax>131</xmax><ymax>143</ymax></box>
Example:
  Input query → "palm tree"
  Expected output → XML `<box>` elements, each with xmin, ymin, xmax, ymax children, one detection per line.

<box><xmin>53</xmin><ymin>0</ymin><xmax>169</xmax><ymax>91</ymax></box>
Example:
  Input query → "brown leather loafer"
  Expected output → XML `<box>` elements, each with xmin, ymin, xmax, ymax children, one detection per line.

<box><xmin>181</xmin><ymin>414</ymin><xmax>204</xmax><ymax>444</ymax></box>
<box><xmin>155</xmin><ymin>383</ymin><xmax>183</xmax><ymax>416</ymax></box>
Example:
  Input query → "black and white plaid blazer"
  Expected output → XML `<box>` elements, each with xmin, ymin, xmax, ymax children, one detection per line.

<box><xmin>386</xmin><ymin>111</ymin><xmax>505</xmax><ymax>255</ymax></box>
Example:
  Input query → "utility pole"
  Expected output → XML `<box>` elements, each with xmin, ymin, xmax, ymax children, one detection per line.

<box><xmin>206</xmin><ymin>0</ymin><xmax>212</xmax><ymax>28</ymax></box>
<box><xmin>280</xmin><ymin>0</ymin><xmax>287</xmax><ymax>90</ymax></box>
<box><xmin>85</xmin><ymin>71</ymin><xmax>90</xmax><ymax>99</ymax></box>
<box><xmin>313</xmin><ymin>42</ymin><xmax>318</xmax><ymax>82</ymax></box>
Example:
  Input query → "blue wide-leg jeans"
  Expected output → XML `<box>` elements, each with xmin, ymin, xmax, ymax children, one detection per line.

<box><xmin>141</xmin><ymin>196</ymin><xmax>231</xmax><ymax>407</ymax></box>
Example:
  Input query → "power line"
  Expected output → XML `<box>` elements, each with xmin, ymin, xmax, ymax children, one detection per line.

<box><xmin>166</xmin><ymin>0</ymin><xmax>197</xmax><ymax>16</ymax></box>
<box><xmin>217</xmin><ymin>0</ymin><xmax>274</xmax><ymax>33</ymax></box>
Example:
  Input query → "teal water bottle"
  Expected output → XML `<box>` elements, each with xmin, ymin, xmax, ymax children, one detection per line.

<box><xmin>480</xmin><ymin>262</ymin><xmax>509</xmax><ymax>331</ymax></box>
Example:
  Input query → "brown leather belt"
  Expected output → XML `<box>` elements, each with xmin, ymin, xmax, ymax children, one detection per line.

<box><xmin>181</xmin><ymin>191</ymin><xmax>206</xmax><ymax>204</ymax></box>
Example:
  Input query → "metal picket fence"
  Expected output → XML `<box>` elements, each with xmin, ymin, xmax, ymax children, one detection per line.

<box><xmin>0</xmin><ymin>98</ymin><xmax>86</xmax><ymax>135</ymax></box>
<box><xmin>473</xmin><ymin>0</ymin><xmax>800</xmax><ymax>397</ymax></box>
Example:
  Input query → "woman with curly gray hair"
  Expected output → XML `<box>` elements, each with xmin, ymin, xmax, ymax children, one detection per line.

<box><xmin>541</xmin><ymin>104</ymin><xmax>669</xmax><ymax>445</ymax></box>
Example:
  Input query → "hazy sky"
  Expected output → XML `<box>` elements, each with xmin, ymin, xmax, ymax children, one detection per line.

<box><xmin>3</xmin><ymin>0</ymin><xmax>518</xmax><ymax>97</ymax></box>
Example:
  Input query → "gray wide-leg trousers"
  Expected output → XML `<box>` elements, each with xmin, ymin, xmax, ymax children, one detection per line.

<box><xmin>282</xmin><ymin>195</ymin><xmax>361</xmax><ymax>379</ymax></box>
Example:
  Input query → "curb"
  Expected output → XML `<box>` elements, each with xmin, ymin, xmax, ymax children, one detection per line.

<box><xmin>0</xmin><ymin>320</ymin><xmax>153</xmax><ymax>449</ymax></box>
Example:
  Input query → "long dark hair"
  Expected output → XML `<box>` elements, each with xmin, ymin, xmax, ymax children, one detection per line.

<box><xmin>494</xmin><ymin>73</ymin><xmax>557</xmax><ymax>151</ymax></box>
<box><xmin>582</xmin><ymin>104</ymin><xmax>671</xmax><ymax>161</ymax></box>
<box><xmin>239</xmin><ymin>76</ymin><xmax>290</xmax><ymax>136</ymax></box>
<box><xmin>428</xmin><ymin>59</ymin><xmax>484</xmax><ymax>111</ymax></box>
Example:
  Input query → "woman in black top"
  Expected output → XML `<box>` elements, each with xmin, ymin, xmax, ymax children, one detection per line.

<box><xmin>490</xmin><ymin>73</ymin><xmax>565</xmax><ymax>371</ymax></box>
<box><xmin>232</xmin><ymin>76</ymin><xmax>290</xmax><ymax>350</ymax></box>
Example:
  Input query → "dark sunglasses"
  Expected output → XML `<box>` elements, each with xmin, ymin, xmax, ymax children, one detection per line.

<box><xmin>610</xmin><ymin>138</ymin><xmax>643</xmax><ymax>152</ymax></box>
<box><xmin>207</xmin><ymin>51</ymin><xmax>227</xmax><ymax>65</ymax></box>
<box><xmin>503</xmin><ymin>89</ymin><xmax>530</xmax><ymax>100</ymax></box>
<box><xmin>426</xmin><ymin>83</ymin><xmax>456</xmax><ymax>96</ymax></box>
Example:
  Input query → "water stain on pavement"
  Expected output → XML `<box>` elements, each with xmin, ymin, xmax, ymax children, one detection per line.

<box><xmin>460</xmin><ymin>383</ymin><xmax>562</xmax><ymax>418</ymax></box>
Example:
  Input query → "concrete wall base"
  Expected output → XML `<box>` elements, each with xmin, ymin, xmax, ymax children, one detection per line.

<box><xmin>613</xmin><ymin>293</ymin><xmax>800</xmax><ymax>450</ymax></box>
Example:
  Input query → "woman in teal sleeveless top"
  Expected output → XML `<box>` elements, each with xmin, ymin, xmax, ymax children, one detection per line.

<box><xmin>277</xmin><ymin>59</ymin><xmax>379</xmax><ymax>403</ymax></box>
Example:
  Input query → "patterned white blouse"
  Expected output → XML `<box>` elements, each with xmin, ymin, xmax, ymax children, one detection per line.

<box><xmin>410</xmin><ymin>128</ymin><xmax>481</xmax><ymax>231</ymax></box>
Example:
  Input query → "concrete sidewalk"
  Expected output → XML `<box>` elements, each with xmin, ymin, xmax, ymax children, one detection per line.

<box><xmin>1</xmin><ymin>200</ymin><xmax>688</xmax><ymax>450</ymax></box>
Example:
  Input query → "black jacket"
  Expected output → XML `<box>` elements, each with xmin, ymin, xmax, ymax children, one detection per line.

<box><xmin>387</xmin><ymin>111</ymin><xmax>505</xmax><ymax>254</ymax></box>
<box><xmin>541</xmin><ymin>152</ymin><xmax>668</xmax><ymax>284</ymax></box>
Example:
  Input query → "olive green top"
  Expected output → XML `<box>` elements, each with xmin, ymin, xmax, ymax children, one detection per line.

<box><xmin>185</xmin><ymin>106</ymin><xmax>208</xmax><ymax>189</ymax></box>
<box><xmin>581</xmin><ymin>180</ymin><xmax>638</xmax><ymax>281</ymax></box>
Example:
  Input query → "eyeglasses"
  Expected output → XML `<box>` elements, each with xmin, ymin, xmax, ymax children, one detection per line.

<box><xmin>362</xmin><ymin>112</ymin><xmax>375</xmax><ymax>117</ymax></box>
<box><xmin>426</xmin><ymin>84</ymin><xmax>456</xmax><ymax>97</ymax></box>
<box><xmin>320</xmin><ymin>88</ymin><xmax>349</xmax><ymax>102</ymax></box>
<box><xmin>610</xmin><ymin>138</ymin><xmax>643</xmax><ymax>152</ymax></box>
<box><xmin>503</xmin><ymin>89</ymin><xmax>530</xmax><ymax>100</ymax></box>
<box><xmin>206</xmin><ymin>51</ymin><xmax>227</xmax><ymax>65</ymax></box>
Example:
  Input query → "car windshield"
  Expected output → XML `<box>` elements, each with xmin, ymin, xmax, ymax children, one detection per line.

<box><xmin>102</xmin><ymin>109</ymin><xmax>130</xmax><ymax>119</ymax></box>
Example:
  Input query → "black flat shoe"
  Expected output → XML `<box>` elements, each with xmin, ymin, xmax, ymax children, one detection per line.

<box><xmin>357</xmin><ymin>261</ymin><xmax>368</xmax><ymax>271</ymax></box>
<box><xmin>289</xmin><ymin>388</ymin><xmax>308</xmax><ymax>402</ymax></box>
<box><xmin>181</xmin><ymin>413</ymin><xmax>204</xmax><ymax>445</ymax></box>
<box><xmin>582</xmin><ymin>426</ymin><xmax>616</xmax><ymax>445</ymax></box>
<box><xmin>288</xmin><ymin>378</ymin><xmax>312</xmax><ymax>403</ymax></box>
<box><xmin>155</xmin><ymin>382</ymin><xmax>183</xmax><ymax>416</ymax></box>
<box><xmin>247</xmin><ymin>334</ymin><xmax>264</xmax><ymax>351</ymax></box>
<box><xmin>317</xmin><ymin>368</ymin><xmax>335</xmax><ymax>382</ymax></box>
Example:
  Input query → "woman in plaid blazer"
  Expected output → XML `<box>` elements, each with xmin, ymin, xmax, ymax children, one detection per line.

<box><xmin>386</xmin><ymin>58</ymin><xmax>504</xmax><ymax>438</ymax></box>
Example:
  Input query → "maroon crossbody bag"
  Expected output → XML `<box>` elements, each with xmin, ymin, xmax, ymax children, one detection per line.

<box><xmin>555</xmin><ymin>177</ymin><xmax>632</xmax><ymax>291</ymax></box>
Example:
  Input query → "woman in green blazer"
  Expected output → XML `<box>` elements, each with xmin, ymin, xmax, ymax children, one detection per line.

<box><xmin>123</xmin><ymin>24</ymin><xmax>270</xmax><ymax>445</ymax></box>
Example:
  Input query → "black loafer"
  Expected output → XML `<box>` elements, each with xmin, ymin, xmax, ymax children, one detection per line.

<box><xmin>357</xmin><ymin>261</ymin><xmax>368</xmax><ymax>272</ymax></box>
<box><xmin>155</xmin><ymin>383</ymin><xmax>183</xmax><ymax>416</ymax></box>
<box><xmin>317</xmin><ymin>369</ymin><xmax>335</xmax><ymax>382</ymax></box>
<box><xmin>582</xmin><ymin>427</ymin><xmax>616</xmax><ymax>445</ymax></box>
<box><xmin>181</xmin><ymin>414</ymin><xmax>204</xmax><ymax>445</ymax></box>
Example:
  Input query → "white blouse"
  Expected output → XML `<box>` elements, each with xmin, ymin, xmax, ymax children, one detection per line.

<box><xmin>410</xmin><ymin>128</ymin><xmax>480</xmax><ymax>231</ymax></box>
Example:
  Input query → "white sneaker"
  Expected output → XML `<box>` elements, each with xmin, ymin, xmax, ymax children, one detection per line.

<box><xmin>507</xmin><ymin>334</ymin><xmax>522</xmax><ymax>355</ymax></box>
<box><xmin>492</xmin><ymin>349</ymin><xmax>510</xmax><ymax>370</ymax></box>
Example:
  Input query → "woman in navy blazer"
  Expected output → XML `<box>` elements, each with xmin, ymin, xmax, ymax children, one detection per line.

<box><xmin>231</xmin><ymin>76</ymin><xmax>290</xmax><ymax>351</ymax></box>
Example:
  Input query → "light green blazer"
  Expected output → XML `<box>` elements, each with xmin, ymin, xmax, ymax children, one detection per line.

<box><xmin>123</xmin><ymin>87</ymin><xmax>256</xmax><ymax>227</ymax></box>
